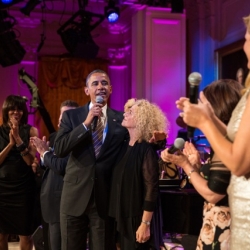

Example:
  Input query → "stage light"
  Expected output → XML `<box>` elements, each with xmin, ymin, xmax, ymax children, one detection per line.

<box><xmin>171</xmin><ymin>0</ymin><xmax>184</xmax><ymax>13</ymax></box>
<box><xmin>20</xmin><ymin>0</ymin><xmax>41</xmax><ymax>16</ymax></box>
<box><xmin>60</xmin><ymin>26</ymin><xmax>99</xmax><ymax>59</ymax></box>
<box><xmin>2</xmin><ymin>0</ymin><xmax>13</xmax><ymax>4</ymax></box>
<box><xmin>0</xmin><ymin>0</ymin><xmax>23</xmax><ymax>9</ymax></box>
<box><xmin>104</xmin><ymin>0</ymin><xmax>120</xmax><ymax>23</ymax></box>
<box><xmin>0</xmin><ymin>10</ymin><xmax>26</xmax><ymax>67</ymax></box>
<box><xmin>0</xmin><ymin>10</ymin><xmax>15</xmax><ymax>32</ymax></box>
<box><xmin>58</xmin><ymin>10</ymin><xmax>104</xmax><ymax>59</ymax></box>
<box><xmin>0</xmin><ymin>31</ymin><xmax>26</xmax><ymax>67</ymax></box>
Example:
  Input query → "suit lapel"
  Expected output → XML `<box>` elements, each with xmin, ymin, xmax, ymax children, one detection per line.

<box><xmin>77</xmin><ymin>104</ymin><xmax>89</xmax><ymax>124</ymax></box>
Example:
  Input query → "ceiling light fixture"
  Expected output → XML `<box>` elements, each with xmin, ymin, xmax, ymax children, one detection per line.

<box><xmin>104</xmin><ymin>0</ymin><xmax>120</xmax><ymax>23</ymax></box>
<box><xmin>20</xmin><ymin>0</ymin><xmax>42</xmax><ymax>16</ymax></box>
<box><xmin>57</xmin><ymin>10</ymin><xmax>104</xmax><ymax>59</ymax></box>
<box><xmin>0</xmin><ymin>10</ymin><xmax>26</xmax><ymax>67</ymax></box>
<box><xmin>0</xmin><ymin>9</ymin><xmax>15</xmax><ymax>32</ymax></box>
<box><xmin>171</xmin><ymin>0</ymin><xmax>184</xmax><ymax>13</ymax></box>
<box><xmin>0</xmin><ymin>0</ymin><xmax>23</xmax><ymax>9</ymax></box>
<box><xmin>1</xmin><ymin>0</ymin><xmax>13</xmax><ymax>4</ymax></box>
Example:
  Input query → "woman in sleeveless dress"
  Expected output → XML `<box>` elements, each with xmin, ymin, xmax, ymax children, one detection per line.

<box><xmin>175</xmin><ymin>15</ymin><xmax>250</xmax><ymax>249</ymax></box>
<box><xmin>0</xmin><ymin>95</ymin><xmax>38</xmax><ymax>250</ymax></box>
<box><xmin>161</xmin><ymin>79</ymin><xmax>242</xmax><ymax>250</ymax></box>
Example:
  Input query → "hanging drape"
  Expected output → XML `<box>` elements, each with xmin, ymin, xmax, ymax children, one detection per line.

<box><xmin>35</xmin><ymin>56</ymin><xmax>108</xmax><ymax>139</ymax></box>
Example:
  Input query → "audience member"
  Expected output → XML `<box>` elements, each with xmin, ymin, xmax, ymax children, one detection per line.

<box><xmin>0</xmin><ymin>95</ymin><xmax>38</xmax><ymax>250</ymax></box>
<box><xmin>30</xmin><ymin>100</ymin><xmax>79</xmax><ymax>250</ymax></box>
<box><xmin>161</xmin><ymin>79</ymin><xmax>242</xmax><ymax>250</ymax></box>
<box><xmin>175</xmin><ymin>14</ymin><xmax>250</xmax><ymax>249</ymax></box>
<box><xmin>236</xmin><ymin>67</ymin><xmax>245</xmax><ymax>86</ymax></box>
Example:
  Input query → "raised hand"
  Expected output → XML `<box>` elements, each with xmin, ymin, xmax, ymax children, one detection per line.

<box><xmin>161</xmin><ymin>148</ymin><xmax>189</xmax><ymax>168</ymax></box>
<box><xmin>183</xmin><ymin>141</ymin><xmax>201</xmax><ymax>169</ymax></box>
<box><xmin>9</xmin><ymin>131</ymin><xmax>15</xmax><ymax>146</ymax></box>
<box><xmin>176</xmin><ymin>97</ymin><xmax>189</xmax><ymax>111</ymax></box>
<box><xmin>83</xmin><ymin>103</ymin><xmax>103</xmax><ymax>128</ymax></box>
<box><xmin>177</xmin><ymin>91</ymin><xmax>215</xmax><ymax>130</ymax></box>
<box><xmin>9</xmin><ymin>117</ymin><xmax>19</xmax><ymax>140</ymax></box>
<box><xmin>30</xmin><ymin>136</ymin><xmax>49</xmax><ymax>156</ymax></box>
<box><xmin>148</xmin><ymin>131</ymin><xmax>167</xmax><ymax>143</ymax></box>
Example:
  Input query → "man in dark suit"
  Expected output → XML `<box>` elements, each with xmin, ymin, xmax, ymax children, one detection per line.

<box><xmin>30</xmin><ymin>100</ymin><xmax>79</xmax><ymax>250</ymax></box>
<box><xmin>53</xmin><ymin>70</ymin><xmax>128</xmax><ymax>250</ymax></box>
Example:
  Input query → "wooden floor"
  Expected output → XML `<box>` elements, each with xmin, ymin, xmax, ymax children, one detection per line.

<box><xmin>8</xmin><ymin>242</ymin><xmax>183</xmax><ymax>250</ymax></box>
<box><xmin>8</xmin><ymin>235</ymin><xmax>185</xmax><ymax>250</ymax></box>
<box><xmin>8</xmin><ymin>242</ymin><xmax>182</xmax><ymax>250</ymax></box>
<box><xmin>8</xmin><ymin>242</ymin><xmax>35</xmax><ymax>250</ymax></box>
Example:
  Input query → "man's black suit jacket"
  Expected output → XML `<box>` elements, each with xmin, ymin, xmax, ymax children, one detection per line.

<box><xmin>54</xmin><ymin>104</ymin><xmax>128</xmax><ymax>219</ymax></box>
<box><xmin>40</xmin><ymin>132</ymin><xmax>69</xmax><ymax>224</ymax></box>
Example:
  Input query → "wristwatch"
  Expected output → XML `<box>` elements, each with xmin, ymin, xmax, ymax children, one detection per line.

<box><xmin>141</xmin><ymin>220</ymin><xmax>150</xmax><ymax>226</ymax></box>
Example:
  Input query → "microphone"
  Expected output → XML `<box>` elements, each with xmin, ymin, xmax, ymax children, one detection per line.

<box><xmin>159</xmin><ymin>138</ymin><xmax>185</xmax><ymax>168</ymax></box>
<box><xmin>92</xmin><ymin>96</ymin><xmax>104</xmax><ymax>131</ymax></box>
<box><xmin>168</xmin><ymin>138</ymin><xmax>185</xmax><ymax>154</ymax></box>
<box><xmin>187</xmin><ymin>72</ymin><xmax>202</xmax><ymax>139</ymax></box>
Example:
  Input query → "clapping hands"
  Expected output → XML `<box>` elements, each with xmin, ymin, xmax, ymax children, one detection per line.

<box><xmin>177</xmin><ymin>92</ymin><xmax>215</xmax><ymax>130</ymax></box>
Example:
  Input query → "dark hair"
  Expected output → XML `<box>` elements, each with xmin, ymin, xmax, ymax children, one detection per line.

<box><xmin>2</xmin><ymin>95</ymin><xmax>28</xmax><ymax>125</ymax></box>
<box><xmin>203</xmin><ymin>79</ymin><xmax>242</xmax><ymax>124</ymax></box>
<box><xmin>85</xmin><ymin>69</ymin><xmax>110</xmax><ymax>87</ymax></box>
<box><xmin>60</xmin><ymin>100</ymin><xmax>79</xmax><ymax>109</ymax></box>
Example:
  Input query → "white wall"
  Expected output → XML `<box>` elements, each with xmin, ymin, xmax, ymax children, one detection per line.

<box><xmin>132</xmin><ymin>7</ymin><xmax>186</xmax><ymax>144</ymax></box>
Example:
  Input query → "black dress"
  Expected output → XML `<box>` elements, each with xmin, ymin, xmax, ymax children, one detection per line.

<box><xmin>109</xmin><ymin>141</ymin><xmax>163</xmax><ymax>250</ymax></box>
<box><xmin>0</xmin><ymin>124</ymin><xmax>36</xmax><ymax>235</ymax></box>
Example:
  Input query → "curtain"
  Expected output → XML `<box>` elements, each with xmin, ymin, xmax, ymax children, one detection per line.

<box><xmin>35</xmin><ymin>56</ymin><xmax>108</xmax><ymax>139</ymax></box>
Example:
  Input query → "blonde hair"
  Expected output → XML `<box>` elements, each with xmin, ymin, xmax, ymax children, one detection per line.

<box><xmin>243</xmin><ymin>15</ymin><xmax>250</xmax><ymax>91</ymax></box>
<box><xmin>124</xmin><ymin>98</ymin><xmax>169</xmax><ymax>142</ymax></box>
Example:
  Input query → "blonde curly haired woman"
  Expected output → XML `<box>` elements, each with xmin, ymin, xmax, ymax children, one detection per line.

<box><xmin>109</xmin><ymin>98</ymin><xmax>168</xmax><ymax>250</ymax></box>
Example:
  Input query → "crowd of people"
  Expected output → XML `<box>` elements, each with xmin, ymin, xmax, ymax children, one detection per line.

<box><xmin>1</xmin><ymin>13</ymin><xmax>250</xmax><ymax>250</ymax></box>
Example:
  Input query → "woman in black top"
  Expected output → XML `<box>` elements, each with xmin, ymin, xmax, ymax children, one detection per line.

<box><xmin>109</xmin><ymin>98</ymin><xmax>168</xmax><ymax>250</ymax></box>
<box><xmin>0</xmin><ymin>95</ymin><xmax>38</xmax><ymax>250</ymax></box>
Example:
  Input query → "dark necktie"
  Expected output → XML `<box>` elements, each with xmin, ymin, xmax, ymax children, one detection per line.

<box><xmin>92</xmin><ymin>116</ymin><xmax>104</xmax><ymax>157</ymax></box>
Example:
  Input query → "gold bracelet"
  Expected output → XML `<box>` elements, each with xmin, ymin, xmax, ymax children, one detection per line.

<box><xmin>188</xmin><ymin>169</ymin><xmax>197</xmax><ymax>184</ymax></box>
